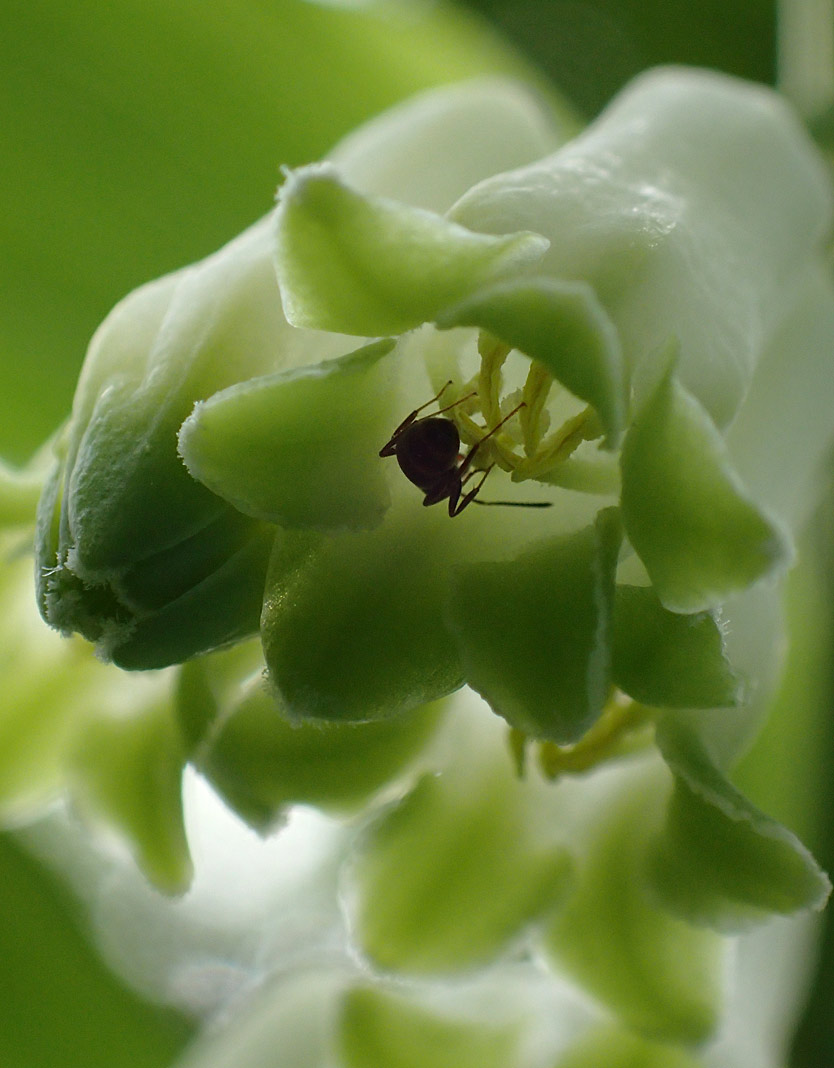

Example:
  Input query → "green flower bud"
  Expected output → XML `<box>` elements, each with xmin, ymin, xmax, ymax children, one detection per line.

<box><xmin>35</xmin><ymin>222</ymin><xmax>291</xmax><ymax>668</ymax></box>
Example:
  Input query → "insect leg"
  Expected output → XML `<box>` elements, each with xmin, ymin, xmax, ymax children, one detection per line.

<box><xmin>458</xmin><ymin>401</ymin><xmax>526</xmax><ymax>476</ymax></box>
<box><xmin>451</xmin><ymin>465</ymin><xmax>493</xmax><ymax>516</ymax></box>
<box><xmin>379</xmin><ymin>381</ymin><xmax>454</xmax><ymax>456</ymax></box>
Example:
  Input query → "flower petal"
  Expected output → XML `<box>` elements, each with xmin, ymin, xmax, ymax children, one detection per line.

<box><xmin>651</xmin><ymin>719</ymin><xmax>831</xmax><ymax>930</ymax></box>
<box><xmin>0</xmin><ymin>556</ymin><xmax>128</xmax><ymax>820</ymax></box>
<box><xmin>69</xmin><ymin>700</ymin><xmax>192</xmax><ymax>894</ymax></box>
<box><xmin>620</xmin><ymin>358</ymin><xmax>788</xmax><ymax>614</ymax></box>
<box><xmin>273</xmin><ymin>164</ymin><xmax>548</xmax><ymax>335</ymax></box>
<box><xmin>0</xmin><ymin>550</ymin><xmax>183</xmax><ymax>874</ymax></box>
<box><xmin>451</xmin><ymin>68</ymin><xmax>832</xmax><ymax>429</ymax></box>
<box><xmin>180</xmin><ymin>339</ymin><xmax>397</xmax><ymax>531</ymax></box>
<box><xmin>330</xmin><ymin>78</ymin><xmax>570</xmax><ymax>212</ymax></box>
<box><xmin>198</xmin><ymin>677</ymin><xmax>445</xmax><ymax>827</ymax></box>
<box><xmin>347</xmin><ymin>755</ymin><xmax>572</xmax><ymax>973</ymax></box>
<box><xmin>554</xmin><ymin>1025</ymin><xmax>704</xmax><ymax>1068</ymax></box>
<box><xmin>544</xmin><ymin>766</ymin><xmax>723</xmax><ymax>1044</ymax></box>
<box><xmin>261</xmin><ymin>505</ymin><xmax>466</xmax><ymax>723</ymax></box>
<box><xmin>726</xmin><ymin>263</ymin><xmax>834</xmax><ymax>534</ymax></box>
<box><xmin>446</xmin><ymin>509</ymin><xmax>621</xmax><ymax>743</ymax></box>
<box><xmin>103</xmin><ymin>521</ymin><xmax>276</xmax><ymax>670</ymax></box>
<box><xmin>338</xmin><ymin>984</ymin><xmax>521</xmax><ymax>1068</ymax></box>
<box><xmin>61</xmin><ymin>220</ymin><xmax>292</xmax><ymax>578</ymax></box>
<box><xmin>612</xmin><ymin>585</ymin><xmax>743</xmax><ymax>708</ymax></box>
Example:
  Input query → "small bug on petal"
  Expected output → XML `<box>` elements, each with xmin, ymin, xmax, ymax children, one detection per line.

<box><xmin>380</xmin><ymin>384</ymin><xmax>552</xmax><ymax>516</ymax></box>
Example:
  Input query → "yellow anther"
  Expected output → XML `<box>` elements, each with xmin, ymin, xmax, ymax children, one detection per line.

<box><xmin>476</xmin><ymin>333</ymin><xmax>510</xmax><ymax>430</ymax></box>
<box><xmin>443</xmin><ymin>337</ymin><xmax>605</xmax><ymax>487</ymax></box>
<box><xmin>511</xmin><ymin>407</ymin><xmax>598</xmax><ymax>482</ymax></box>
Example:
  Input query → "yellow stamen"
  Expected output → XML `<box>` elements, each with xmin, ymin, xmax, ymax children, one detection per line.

<box><xmin>520</xmin><ymin>360</ymin><xmax>553</xmax><ymax>456</ymax></box>
<box><xmin>445</xmin><ymin>334</ymin><xmax>606</xmax><ymax>485</ymax></box>
<box><xmin>476</xmin><ymin>333</ymin><xmax>510</xmax><ymax>430</ymax></box>
<box><xmin>537</xmin><ymin>693</ymin><xmax>655</xmax><ymax>779</ymax></box>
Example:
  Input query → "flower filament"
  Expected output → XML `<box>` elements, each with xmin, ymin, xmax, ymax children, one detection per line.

<box><xmin>510</xmin><ymin>692</ymin><xmax>657</xmax><ymax>780</ymax></box>
<box><xmin>445</xmin><ymin>332</ymin><xmax>604</xmax><ymax>485</ymax></box>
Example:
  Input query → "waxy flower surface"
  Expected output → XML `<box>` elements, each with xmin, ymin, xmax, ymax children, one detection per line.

<box><xmin>25</xmin><ymin>68</ymin><xmax>834</xmax><ymax>1067</ymax></box>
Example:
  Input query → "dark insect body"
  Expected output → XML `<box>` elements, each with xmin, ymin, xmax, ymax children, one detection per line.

<box><xmin>379</xmin><ymin>384</ymin><xmax>552</xmax><ymax>516</ymax></box>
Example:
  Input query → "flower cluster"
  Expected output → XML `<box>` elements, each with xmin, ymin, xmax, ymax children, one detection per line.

<box><xmin>22</xmin><ymin>69</ymin><xmax>834</xmax><ymax>1066</ymax></box>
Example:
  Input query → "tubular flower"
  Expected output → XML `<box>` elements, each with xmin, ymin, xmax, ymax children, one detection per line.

<box><xmin>29</xmin><ymin>68</ymin><xmax>834</xmax><ymax>1066</ymax></box>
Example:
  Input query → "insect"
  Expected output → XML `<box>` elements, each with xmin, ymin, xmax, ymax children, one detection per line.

<box><xmin>379</xmin><ymin>383</ymin><xmax>552</xmax><ymax>516</ymax></box>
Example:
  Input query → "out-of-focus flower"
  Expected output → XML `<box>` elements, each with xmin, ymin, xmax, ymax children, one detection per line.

<box><xmin>20</xmin><ymin>69</ymin><xmax>834</xmax><ymax>1066</ymax></box>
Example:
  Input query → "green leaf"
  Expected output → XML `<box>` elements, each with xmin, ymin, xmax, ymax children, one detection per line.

<box><xmin>651</xmin><ymin>719</ymin><xmax>832</xmax><ymax>930</ymax></box>
<box><xmin>620</xmin><ymin>359</ymin><xmax>787</xmax><ymax>614</ymax></box>
<box><xmin>180</xmin><ymin>339</ymin><xmax>397</xmax><ymax>531</ymax></box>
<box><xmin>612</xmin><ymin>585</ymin><xmax>743</xmax><ymax>708</ymax></box>
<box><xmin>261</xmin><ymin>506</ymin><xmax>466</xmax><ymax>723</ymax></box>
<box><xmin>69</xmin><ymin>699</ymin><xmax>192</xmax><ymax>894</ymax></box>
<box><xmin>446</xmin><ymin>509</ymin><xmax>621</xmax><ymax>743</ymax></box>
<box><xmin>0</xmin><ymin>831</ymin><xmax>191</xmax><ymax>1068</ymax></box>
<box><xmin>273</xmin><ymin>165</ymin><xmax>548</xmax><ymax>336</ymax></box>
<box><xmin>339</xmin><ymin>985</ymin><xmax>520</xmax><ymax>1068</ymax></box>
<box><xmin>349</xmin><ymin>761</ymin><xmax>572</xmax><ymax>974</ymax></box>
<box><xmin>437</xmin><ymin>276</ymin><xmax>626</xmax><ymax>447</ymax></box>
<box><xmin>199</xmin><ymin>678</ymin><xmax>445</xmax><ymax>828</ymax></box>
<box><xmin>545</xmin><ymin>768</ymin><xmax>723</xmax><ymax>1044</ymax></box>
<box><xmin>554</xmin><ymin>1024</ymin><xmax>705</xmax><ymax>1068</ymax></box>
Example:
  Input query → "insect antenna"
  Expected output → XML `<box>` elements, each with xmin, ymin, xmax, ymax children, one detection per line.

<box><xmin>473</xmin><ymin>499</ymin><xmax>552</xmax><ymax>508</ymax></box>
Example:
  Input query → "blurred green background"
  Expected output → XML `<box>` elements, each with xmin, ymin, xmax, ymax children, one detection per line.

<box><xmin>462</xmin><ymin>0</ymin><xmax>775</xmax><ymax>114</ymax></box>
<box><xmin>2</xmin><ymin>1</ymin><xmax>832</xmax><ymax>1066</ymax></box>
